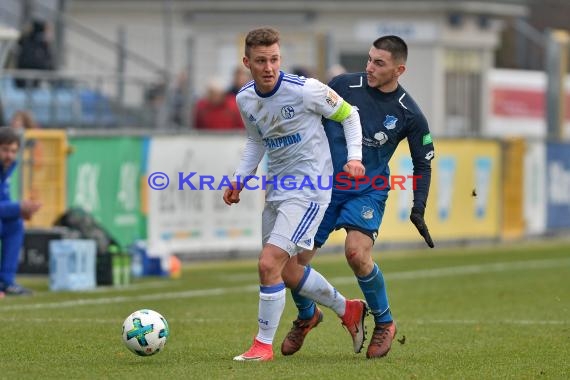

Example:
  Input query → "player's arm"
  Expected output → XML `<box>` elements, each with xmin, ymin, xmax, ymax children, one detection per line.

<box><xmin>0</xmin><ymin>200</ymin><xmax>21</xmax><ymax>219</ymax></box>
<box><xmin>224</xmin><ymin>107</ymin><xmax>265</xmax><ymax>206</ymax></box>
<box><xmin>407</xmin><ymin>113</ymin><xmax>435</xmax><ymax>247</ymax></box>
<box><xmin>304</xmin><ymin>78</ymin><xmax>364</xmax><ymax>177</ymax></box>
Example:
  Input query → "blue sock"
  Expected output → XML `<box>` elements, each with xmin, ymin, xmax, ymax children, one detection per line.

<box><xmin>357</xmin><ymin>263</ymin><xmax>392</xmax><ymax>324</ymax></box>
<box><xmin>291</xmin><ymin>266</ymin><xmax>316</xmax><ymax>320</ymax></box>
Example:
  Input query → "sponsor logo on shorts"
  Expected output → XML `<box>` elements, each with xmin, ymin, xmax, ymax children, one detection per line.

<box><xmin>361</xmin><ymin>206</ymin><xmax>374</xmax><ymax>220</ymax></box>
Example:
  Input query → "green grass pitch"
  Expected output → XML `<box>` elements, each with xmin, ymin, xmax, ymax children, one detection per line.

<box><xmin>1</xmin><ymin>240</ymin><xmax>569</xmax><ymax>379</ymax></box>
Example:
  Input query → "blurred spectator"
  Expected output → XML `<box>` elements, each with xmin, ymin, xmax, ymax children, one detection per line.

<box><xmin>327</xmin><ymin>64</ymin><xmax>347</xmax><ymax>82</ymax></box>
<box><xmin>10</xmin><ymin>110</ymin><xmax>40</xmax><ymax>131</ymax></box>
<box><xmin>171</xmin><ymin>71</ymin><xmax>190</xmax><ymax>127</ymax></box>
<box><xmin>291</xmin><ymin>65</ymin><xmax>314</xmax><ymax>78</ymax></box>
<box><xmin>10</xmin><ymin>111</ymin><xmax>43</xmax><ymax>196</ymax></box>
<box><xmin>143</xmin><ymin>81</ymin><xmax>166</xmax><ymax>126</ymax></box>
<box><xmin>227</xmin><ymin>66</ymin><xmax>252</xmax><ymax>96</ymax></box>
<box><xmin>0</xmin><ymin>126</ymin><xmax>41</xmax><ymax>296</ymax></box>
<box><xmin>144</xmin><ymin>82</ymin><xmax>166</xmax><ymax>108</ymax></box>
<box><xmin>14</xmin><ymin>19</ymin><xmax>55</xmax><ymax>89</ymax></box>
<box><xmin>193</xmin><ymin>79</ymin><xmax>244</xmax><ymax>130</ymax></box>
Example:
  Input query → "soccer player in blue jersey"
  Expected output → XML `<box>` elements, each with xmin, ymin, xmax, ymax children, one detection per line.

<box><xmin>224</xmin><ymin>27</ymin><xmax>369</xmax><ymax>362</ymax></box>
<box><xmin>281</xmin><ymin>35</ymin><xmax>435</xmax><ymax>359</ymax></box>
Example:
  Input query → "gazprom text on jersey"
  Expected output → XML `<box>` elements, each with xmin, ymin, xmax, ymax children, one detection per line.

<box><xmin>263</xmin><ymin>132</ymin><xmax>301</xmax><ymax>149</ymax></box>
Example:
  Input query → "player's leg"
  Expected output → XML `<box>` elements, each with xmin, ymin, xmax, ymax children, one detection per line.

<box><xmin>282</xmin><ymin>251</ymin><xmax>318</xmax><ymax>320</ymax></box>
<box><xmin>234</xmin><ymin>201</ymin><xmax>288</xmax><ymax>361</ymax></box>
<box><xmin>279</xmin><ymin>252</ymin><xmax>323</xmax><ymax>355</ymax></box>
<box><xmin>0</xmin><ymin>217</ymin><xmax>31</xmax><ymax>295</ymax></box>
<box><xmin>234</xmin><ymin>200</ymin><xmax>324</xmax><ymax>361</ymax></box>
<box><xmin>345</xmin><ymin>230</ymin><xmax>396</xmax><ymax>358</ymax></box>
<box><xmin>280</xmin><ymin>198</ymin><xmax>367</xmax><ymax>355</ymax></box>
<box><xmin>339</xmin><ymin>194</ymin><xmax>397</xmax><ymax>358</ymax></box>
<box><xmin>281</xmin><ymin>197</ymin><xmax>339</xmax><ymax>325</ymax></box>
<box><xmin>233</xmin><ymin>241</ymin><xmax>290</xmax><ymax>362</ymax></box>
<box><xmin>284</xmin><ymin>259</ymin><xmax>368</xmax><ymax>354</ymax></box>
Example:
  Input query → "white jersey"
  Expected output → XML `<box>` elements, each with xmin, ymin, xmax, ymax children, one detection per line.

<box><xmin>235</xmin><ymin>71</ymin><xmax>351</xmax><ymax>203</ymax></box>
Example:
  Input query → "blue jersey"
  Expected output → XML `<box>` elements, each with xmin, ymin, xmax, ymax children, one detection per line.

<box><xmin>324</xmin><ymin>73</ymin><xmax>434</xmax><ymax>209</ymax></box>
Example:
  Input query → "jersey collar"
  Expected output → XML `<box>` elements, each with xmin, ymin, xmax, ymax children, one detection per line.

<box><xmin>367</xmin><ymin>82</ymin><xmax>402</xmax><ymax>100</ymax></box>
<box><xmin>254</xmin><ymin>71</ymin><xmax>284</xmax><ymax>98</ymax></box>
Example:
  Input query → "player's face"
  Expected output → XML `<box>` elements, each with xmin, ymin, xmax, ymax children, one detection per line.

<box><xmin>365</xmin><ymin>46</ymin><xmax>405</xmax><ymax>92</ymax></box>
<box><xmin>0</xmin><ymin>142</ymin><xmax>19</xmax><ymax>170</ymax></box>
<box><xmin>243</xmin><ymin>43</ymin><xmax>281</xmax><ymax>94</ymax></box>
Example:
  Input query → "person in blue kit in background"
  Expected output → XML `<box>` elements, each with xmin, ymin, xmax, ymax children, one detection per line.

<box><xmin>281</xmin><ymin>35</ymin><xmax>435</xmax><ymax>359</ymax></box>
<box><xmin>0</xmin><ymin>126</ymin><xmax>41</xmax><ymax>296</ymax></box>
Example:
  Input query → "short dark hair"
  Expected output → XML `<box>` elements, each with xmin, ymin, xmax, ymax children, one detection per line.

<box><xmin>0</xmin><ymin>126</ymin><xmax>21</xmax><ymax>147</ymax></box>
<box><xmin>244</xmin><ymin>27</ymin><xmax>280</xmax><ymax>57</ymax></box>
<box><xmin>372</xmin><ymin>35</ymin><xmax>408</xmax><ymax>63</ymax></box>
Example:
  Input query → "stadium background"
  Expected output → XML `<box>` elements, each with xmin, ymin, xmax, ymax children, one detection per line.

<box><xmin>0</xmin><ymin>0</ymin><xmax>569</xmax><ymax>264</ymax></box>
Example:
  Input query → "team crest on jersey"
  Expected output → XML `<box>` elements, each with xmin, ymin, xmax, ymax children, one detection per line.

<box><xmin>374</xmin><ymin>132</ymin><xmax>388</xmax><ymax>145</ymax></box>
<box><xmin>325</xmin><ymin>89</ymin><xmax>340</xmax><ymax>108</ymax></box>
<box><xmin>361</xmin><ymin>206</ymin><xmax>374</xmax><ymax>220</ymax></box>
<box><xmin>383</xmin><ymin>115</ymin><xmax>398</xmax><ymax>130</ymax></box>
<box><xmin>281</xmin><ymin>105</ymin><xmax>295</xmax><ymax>119</ymax></box>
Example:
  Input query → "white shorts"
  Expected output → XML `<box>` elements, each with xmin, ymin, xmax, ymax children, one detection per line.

<box><xmin>262</xmin><ymin>198</ymin><xmax>328</xmax><ymax>256</ymax></box>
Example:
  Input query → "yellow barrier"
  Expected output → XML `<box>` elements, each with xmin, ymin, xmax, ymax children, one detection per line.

<box><xmin>21</xmin><ymin>129</ymin><xmax>69</xmax><ymax>227</ymax></box>
<box><xmin>501</xmin><ymin>138</ymin><xmax>525</xmax><ymax>240</ymax></box>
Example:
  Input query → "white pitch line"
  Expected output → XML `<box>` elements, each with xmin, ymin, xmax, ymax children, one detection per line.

<box><xmin>0</xmin><ymin>316</ymin><xmax>567</xmax><ymax>326</ymax></box>
<box><xmin>89</xmin><ymin>280</ymin><xmax>173</xmax><ymax>293</ymax></box>
<box><xmin>0</xmin><ymin>285</ymin><xmax>259</xmax><ymax>312</ymax></box>
<box><xmin>411</xmin><ymin>319</ymin><xmax>570</xmax><ymax>326</ymax></box>
<box><xmin>1</xmin><ymin>257</ymin><xmax>569</xmax><ymax>312</ymax></box>
<box><xmin>333</xmin><ymin>257</ymin><xmax>570</xmax><ymax>285</ymax></box>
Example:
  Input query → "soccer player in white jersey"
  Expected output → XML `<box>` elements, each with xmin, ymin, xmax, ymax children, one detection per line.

<box><xmin>223</xmin><ymin>27</ymin><xmax>367</xmax><ymax>361</ymax></box>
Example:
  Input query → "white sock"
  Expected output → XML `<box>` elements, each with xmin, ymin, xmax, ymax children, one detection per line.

<box><xmin>298</xmin><ymin>268</ymin><xmax>346</xmax><ymax>317</ymax></box>
<box><xmin>256</xmin><ymin>286</ymin><xmax>286</xmax><ymax>344</ymax></box>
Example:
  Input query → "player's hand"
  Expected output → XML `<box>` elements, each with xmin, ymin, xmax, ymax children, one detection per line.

<box><xmin>410</xmin><ymin>206</ymin><xmax>434</xmax><ymax>248</ymax></box>
<box><xmin>343</xmin><ymin>160</ymin><xmax>365</xmax><ymax>178</ymax></box>
<box><xmin>21</xmin><ymin>200</ymin><xmax>42</xmax><ymax>220</ymax></box>
<box><xmin>223</xmin><ymin>182</ymin><xmax>242</xmax><ymax>205</ymax></box>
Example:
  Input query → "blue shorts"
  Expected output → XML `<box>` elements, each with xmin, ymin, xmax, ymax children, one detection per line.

<box><xmin>314</xmin><ymin>191</ymin><xmax>388</xmax><ymax>247</ymax></box>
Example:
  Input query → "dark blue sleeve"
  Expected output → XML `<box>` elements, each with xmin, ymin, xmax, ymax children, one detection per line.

<box><xmin>0</xmin><ymin>201</ymin><xmax>21</xmax><ymax>219</ymax></box>
<box><xmin>406</xmin><ymin>113</ymin><xmax>434</xmax><ymax>210</ymax></box>
<box><xmin>327</xmin><ymin>74</ymin><xmax>345</xmax><ymax>91</ymax></box>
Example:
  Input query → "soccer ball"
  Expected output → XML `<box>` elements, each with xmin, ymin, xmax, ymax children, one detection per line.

<box><xmin>122</xmin><ymin>309</ymin><xmax>169</xmax><ymax>356</ymax></box>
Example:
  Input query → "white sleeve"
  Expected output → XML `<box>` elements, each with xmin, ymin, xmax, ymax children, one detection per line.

<box><xmin>340</xmin><ymin>108</ymin><xmax>362</xmax><ymax>161</ymax></box>
<box><xmin>302</xmin><ymin>78</ymin><xmax>349</xmax><ymax>120</ymax></box>
<box><xmin>233</xmin><ymin>98</ymin><xmax>266</xmax><ymax>179</ymax></box>
<box><xmin>303</xmin><ymin>78</ymin><xmax>362</xmax><ymax>161</ymax></box>
<box><xmin>233</xmin><ymin>136</ymin><xmax>265</xmax><ymax>179</ymax></box>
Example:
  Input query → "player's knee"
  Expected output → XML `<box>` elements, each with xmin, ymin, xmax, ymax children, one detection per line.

<box><xmin>345</xmin><ymin>248</ymin><xmax>368</xmax><ymax>273</ymax></box>
<box><xmin>258</xmin><ymin>255</ymin><xmax>283</xmax><ymax>284</ymax></box>
<box><xmin>257</xmin><ymin>256</ymin><xmax>274</xmax><ymax>277</ymax></box>
<box><xmin>345</xmin><ymin>248</ymin><xmax>360</xmax><ymax>266</ymax></box>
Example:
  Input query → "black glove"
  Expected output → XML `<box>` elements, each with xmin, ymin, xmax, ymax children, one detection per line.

<box><xmin>410</xmin><ymin>207</ymin><xmax>434</xmax><ymax>248</ymax></box>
